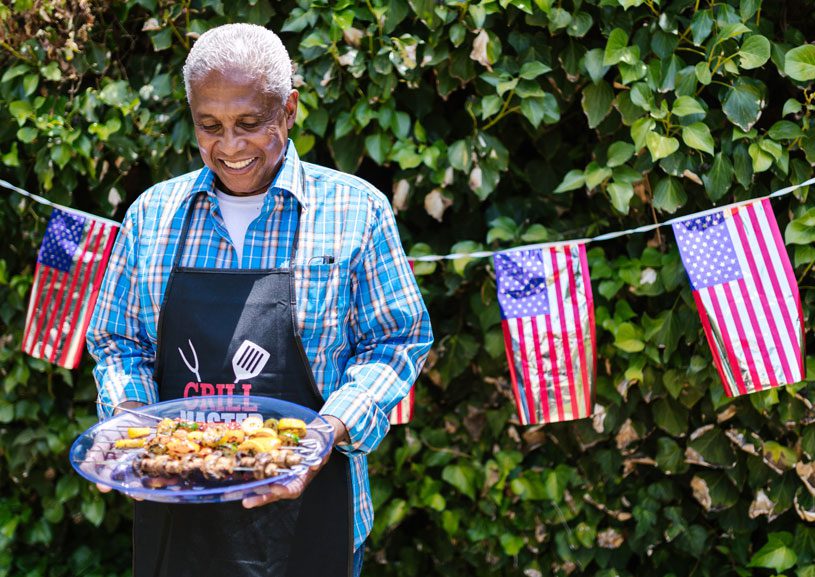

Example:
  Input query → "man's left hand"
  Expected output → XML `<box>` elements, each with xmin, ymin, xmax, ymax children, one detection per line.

<box><xmin>242</xmin><ymin>415</ymin><xmax>348</xmax><ymax>509</ymax></box>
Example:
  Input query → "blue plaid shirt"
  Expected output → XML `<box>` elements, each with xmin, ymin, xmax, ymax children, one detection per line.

<box><xmin>86</xmin><ymin>142</ymin><xmax>433</xmax><ymax>549</ymax></box>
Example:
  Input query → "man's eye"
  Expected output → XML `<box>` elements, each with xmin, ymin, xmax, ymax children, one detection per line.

<box><xmin>201</xmin><ymin>124</ymin><xmax>220</xmax><ymax>131</ymax></box>
<box><xmin>240</xmin><ymin>122</ymin><xmax>260</xmax><ymax>129</ymax></box>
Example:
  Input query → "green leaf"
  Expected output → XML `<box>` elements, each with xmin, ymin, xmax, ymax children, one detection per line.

<box><xmin>23</xmin><ymin>73</ymin><xmax>39</xmax><ymax>96</ymax></box>
<box><xmin>785</xmin><ymin>208</ymin><xmax>815</xmax><ymax>245</ymax></box>
<box><xmin>690</xmin><ymin>10</ymin><xmax>714</xmax><ymax>45</ymax></box>
<box><xmin>652</xmin><ymin>176</ymin><xmax>687</xmax><ymax>213</ymax></box>
<box><xmin>702</xmin><ymin>153</ymin><xmax>734</xmax><ymax>201</ymax></box>
<box><xmin>519</xmin><ymin>61</ymin><xmax>552</xmax><ymax>79</ymax></box>
<box><xmin>653</xmin><ymin>398</ymin><xmax>689</xmax><ymax>436</ymax></box>
<box><xmin>672</xmin><ymin>96</ymin><xmax>705</xmax><ymax>117</ymax></box>
<box><xmin>553</xmin><ymin>169</ymin><xmax>585</xmax><ymax>193</ymax></box>
<box><xmin>603</xmin><ymin>28</ymin><xmax>630</xmax><ymax>66</ymax></box>
<box><xmin>768</xmin><ymin>120</ymin><xmax>803</xmax><ymax>140</ymax></box>
<box><xmin>442</xmin><ymin>463</ymin><xmax>478</xmax><ymax>500</ymax></box>
<box><xmin>585</xmin><ymin>162</ymin><xmax>612</xmax><ymax>189</ymax></box>
<box><xmin>500</xmin><ymin>533</ymin><xmax>525</xmax><ymax>556</ymax></box>
<box><xmin>614</xmin><ymin>322</ymin><xmax>644</xmax><ymax>352</ymax></box>
<box><xmin>581</xmin><ymin>80</ymin><xmax>614</xmax><ymax>128</ymax></box>
<box><xmin>749</xmin><ymin>532</ymin><xmax>798</xmax><ymax>573</ymax></box>
<box><xmin>695</xmin><ymin>61</ymin><xmax>712</xmax><ymax>85</ymax></box>
<box><xmin>748</xmin><ymin>142</ymin><xmax>773</xmax><ymax>172</ymax></box>
<box><xmin>631</xmin><ymin>117</ymin><xmax>656</xmax><ymax>149</ymax></box>
<box><xmin>656</xmin><ymin>437</ymin><xmax>688</xmax><ymax>474</ymax></box>
<box><xmin>646</xmin><ymin>132</ymin><xmax>680</xmax><ymax>162</ymax></box>
<box><xmin>606</xmin><ymin>141</ymin><xmax>634</xmax><ymax>167</ymax></box>
<box><xmin>40</xmin><ymin>62</ymin><xmax>62</xmax><ymax>82</ymax></box>
<box><xmin>17</xmin><ymin>127</ymin><xmax>38</xmax><ymax>143</ymax></box>
<box><xmin>739</xmin><ymin>35</ymin><xmax>771</xmax><ymax>70</ymax></box>
<box><xmin>722</xmin><ymin>79</ymin><xmax>764</xmax><ymax>132</ymax></box>
<box><xmin>785</xmin><ymin>45</ymin><xmax>815</xmax><ymax>82</ymax></box>
<box><xmin>365</xmin><ymin>133</ymin><xmax>390</xmax><ymax>165</ymax></box>
<box><xmin>608</xmin><ymin>181</ymin><xmax>634</xmax><ymax>214</ymax></box>
<box><xmin>80</xmin><ymin>496</ymin><xmax>105</xmax><ymax>527</ymax></box>
<box><xmin>520</xmin><ymin>93</ymin><xmax>560</xmax><ymax>128</ymax></box>
<box><xmin>584</xmin><ymin>48</ymin><xmax>608</xmax><ymax>83</ymax></box>
<box><xmin>521</xmin><ymin>224</ymin><xmax>548</xmax><ymax>242</ymax></box>
<box><xmin>1</xmin><ymin>63</ymin><xmax>29</xmax><ymax>83</ymax></box>
<box><xmin>682</xmin><ymin>122</ymin><xmax>715</xmax><ymax>155</ymax></box>
<box><xmin>50</xmin><ymin>144</ymin><xmax>72</xmax><ymax>169</ymax></box>
<box><xmin>448</xmin><ymin>139</ymin><xmax>471</xmax><ymax>172</ymax></box>
<box><xmin>783</xmin><ymin>98</ymin><xmax>803</xmax><ymax>116</ymax></box>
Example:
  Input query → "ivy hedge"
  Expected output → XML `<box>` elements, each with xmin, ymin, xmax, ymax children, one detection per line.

<box><xmin>2</xmin><ymin>0</ymin><xmax>815</xmax><ymax>575</ymax></box>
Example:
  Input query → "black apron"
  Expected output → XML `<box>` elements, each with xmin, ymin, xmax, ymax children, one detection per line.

<box><xmin>133</xmin><ymin>192</ymin><xmax>353</xmax><ymax>577</ymax></box>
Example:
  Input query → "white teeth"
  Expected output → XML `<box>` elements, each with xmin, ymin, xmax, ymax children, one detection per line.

<box><xmin>223</xmin><ymin>158</ymin><xmax>255</xmax><ymax>169</ymax></box>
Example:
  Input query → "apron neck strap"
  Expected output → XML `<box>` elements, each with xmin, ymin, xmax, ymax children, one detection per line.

<box><xmin>173</xmin><ymin>190</ymin><xmax>303</xmax><ymax>269</ymax></box>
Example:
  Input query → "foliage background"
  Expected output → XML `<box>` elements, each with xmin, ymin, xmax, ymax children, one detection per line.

<box><xmin>2</xmin><ymin>0</ymin><xmax>815</xmax><ymax>575</ymax></box>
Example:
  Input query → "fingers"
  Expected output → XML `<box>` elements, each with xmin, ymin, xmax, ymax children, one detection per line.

<box><xmin>96</xmin><ymin>483</ymin><xmax>112</xmax><ymax>493</ymax></box>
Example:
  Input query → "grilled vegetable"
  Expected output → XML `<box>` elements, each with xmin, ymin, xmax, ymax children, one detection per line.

<box><xmin>278</xmin><ymin>418</ymin><xmax>307</xmax><ymax>438</ymax></box>
<box><xmin>127</xmin><ymin>427</ymin><xmax>152</xmax><ymax>439</ymax></box>
<box><xmin>114</xmin><ymin>438</ymin><xmax>146</xmax><ymax>449</ymax></box>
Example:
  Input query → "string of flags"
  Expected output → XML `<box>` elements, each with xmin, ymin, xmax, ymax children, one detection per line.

<box><xmin>2</xmin><ymin>176</ymin><xmax>812</xmax><ymax>426</ymax></box>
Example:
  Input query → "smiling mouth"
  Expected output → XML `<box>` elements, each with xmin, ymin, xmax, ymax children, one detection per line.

<box><xmin>221</xmin><ymin>158</ymin><xmax>257</xmax><ymax>170</ymax></box>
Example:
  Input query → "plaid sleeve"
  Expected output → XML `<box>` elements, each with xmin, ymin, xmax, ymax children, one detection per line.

<box><xmin>86</xmin><ymin>201</ymin><xmax>158</xmax><ymax>420</ymax></box>
<box><xmin>320</xmin><ymin>196</ymin><xmax>433</xmax><ymax>455</ymax></box>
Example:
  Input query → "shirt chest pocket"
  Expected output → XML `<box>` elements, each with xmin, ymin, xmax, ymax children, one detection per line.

<box><xmin>295</xmin><ymin>261</ymin><xmax>351</xmax><ymax>334</ymax></box>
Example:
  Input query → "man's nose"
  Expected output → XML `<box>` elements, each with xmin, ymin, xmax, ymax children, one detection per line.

<box><xmin>219</xmin><ymin>128</ymin><xmax>246</xmax><ymax>156</ymax></box>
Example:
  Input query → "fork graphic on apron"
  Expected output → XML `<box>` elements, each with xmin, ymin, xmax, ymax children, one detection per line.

<box><xmin>178</xmin><ymin>339</ymin><xmax>201</xmax><ymax>382</ymax></box>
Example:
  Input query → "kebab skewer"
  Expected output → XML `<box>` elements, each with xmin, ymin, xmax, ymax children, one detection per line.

<box><xmin>117</xmin><ymin>415</ymin><xmax>308</xmax><ymax>483</ymax></box>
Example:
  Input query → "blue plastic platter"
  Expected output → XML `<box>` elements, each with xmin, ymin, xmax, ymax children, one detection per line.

<box><xmin>69</xmin><ymin>395</ymin><xmax>334</xmax><ymax>504</ymax></box>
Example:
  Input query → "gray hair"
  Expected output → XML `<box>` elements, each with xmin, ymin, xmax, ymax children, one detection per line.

<box><xmin>183</xmin><ymin>23</ymin><xmax>292</xmax><ymax>104</ymax></box>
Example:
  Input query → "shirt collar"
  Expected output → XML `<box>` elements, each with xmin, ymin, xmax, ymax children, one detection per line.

<box><xmin>189</xmin><ymin>140</ymin><xmax>308</xmax><ymax>210</ymax></box>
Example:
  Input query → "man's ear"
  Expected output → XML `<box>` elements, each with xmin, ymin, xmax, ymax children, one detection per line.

<box><xmin>285</xmin><ymin>90</ymin><xmax>299</xmax><ymax>130</ymax></box>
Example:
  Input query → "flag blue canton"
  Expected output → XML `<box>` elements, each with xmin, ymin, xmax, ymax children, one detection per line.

<box><xmin>495</xmin><ymin>249</ymin><xmax>550</xmax><ymax>319</ymax></box>
<box><xmin>37</xmin><ymin>210</ymin><xmax>85</xmax><ymax>272</ymax></box>
<box><xmin>673</xmin><ymin>211</ymin><xmax>743</xmax><ymax>291</ymax></box>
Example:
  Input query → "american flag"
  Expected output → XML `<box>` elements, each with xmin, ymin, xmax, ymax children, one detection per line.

<box><xmin>389</xmin><ymin>386</ymin><xmax>415</xmax><ymax>425</ymax></box>
<box><xmin>672</xmin><ymin>198</ymin><xmax>804</xmax><ymax>396</ymax></box>
<box><xmin>495</xmin><ymin>243</ymin><xmax>596</xmax><ymax>425</ymax></box>
<box><xmin>389</xmin><ymin>260</ymin><xmax>417</xmax><ymax>425</ymax></box>
<box><xmin>22</xmin><ymin>208</ymin><xmax>118</xmax><ymax>369</ymax></box>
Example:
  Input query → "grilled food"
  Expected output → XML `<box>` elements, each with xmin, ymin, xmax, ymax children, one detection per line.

<box><xmin>116</xmin><ymin>416</ymin><xmax>309</xmax><ymax>483</ymax></box>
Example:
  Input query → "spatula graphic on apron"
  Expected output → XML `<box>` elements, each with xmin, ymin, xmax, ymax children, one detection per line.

<box><xmin>232</xmin><ymin>339</ymin><xmax>271</xmax><ymax>384</ymax></box>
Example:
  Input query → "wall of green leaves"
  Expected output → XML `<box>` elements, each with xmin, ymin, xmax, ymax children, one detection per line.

<box><xmin>2</xmin><ymin>0</ymin><xmax>815</xmax><ymax>575</ymax></box>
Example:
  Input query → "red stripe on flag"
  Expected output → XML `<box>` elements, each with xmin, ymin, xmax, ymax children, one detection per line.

<box><xmin>516</xmin><ymin>317</ymin><xmax>538</xmax><ymax>424</ymax></box>
<box><xmin>29</xmin><ymin>266</ymin><xmax>59</xmax><ymax>355</ymax></box>
<box><xmin>544</xmin><ymin>312</ymin><xmax>565</xmax><ymax>422</ymax></box>
<box><xmin>706</xmin><ymin>286</ymin><xmax>748</xmax><ymax>395</ymax></box>
<box><xmin>745</xmin><ymin>203</ymin><xmax>800</xmax><ymax>372</ymax></box>
<box><xmin>530</xmin><ymin>315</ymin><xmax>550</xmax><ymax>424</ymax></box>
<box><xmin>502</xmin><ymin>319</ymin><xmax>527</xmax><ymax>424</ymax></box>
<box><xmin>550</xmin><ymin>247</ymin><xmax>578</xmax><ymax>418</ymax></box>
<box><xmin>736</xmin><ymin>277</ymin><xmax>774</xmax><ymax>388</ymax></box>
<box><xmin>565</xmin><ymin>246</ymin><xmax>590</xmax><ymax>418</ymax></box>
<box><xmin>46</xmin><ymin>220</ymin><xmax>98</xmax><ymax>363</ymax></box>
<box><xmin>578</xmin><ymin>247</ymin><xmax>596</xmax><ymax>412</ymax></box>
<box><xmin>730</xmin><ymin>210</ymin><xmax>789</xmax><ymax>384</ymax></box>
<box><xmin>721</xmin><ymin>282</ymin><xmax>762</xmax><ymax>391</ymax></box>
<box><xmin>22</xmin><ymin>263</ymin><xmax>46</xmax><ymax>353</ymax></box>
<box><xmin>693</xmin><ymin>292</ymin><xmax>733</xmax><ymax>397</ymax></box>
<box><xmin>58</xmin><ymin>222</ymin><xmax>108</xmax><ymax>368</ymax></box>
<box><xmin>757</xmin><ymin>199</ymin><xmax>805</xmax><ymax>371</ymax></box>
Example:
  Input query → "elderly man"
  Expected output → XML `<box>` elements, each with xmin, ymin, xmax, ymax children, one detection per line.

<box><xmin>86</xmin><ymin>23</ymin><xmax>432</xmax><ymax>577</ymax></box>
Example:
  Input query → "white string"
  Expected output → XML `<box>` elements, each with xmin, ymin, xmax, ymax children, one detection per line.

<box><xmin>410</xmin><ymin>176</ymin><xmax>815</xmax><ymax>262</ymax></box>
<box><xmin>3</xmin><ymin>175</ymin><xmax>815</xmax><ymax>260</ymax></box>
<box><xmin>0</xmin><ymin>178</ymin><xmax>120</xmax><ymax>227</ymax></box>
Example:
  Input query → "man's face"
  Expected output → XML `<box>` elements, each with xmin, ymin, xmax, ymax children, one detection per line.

<box><xmin>189</xmin><ymin>69</ymin><xmax>298</xmax><ymax>196</ymax></box>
